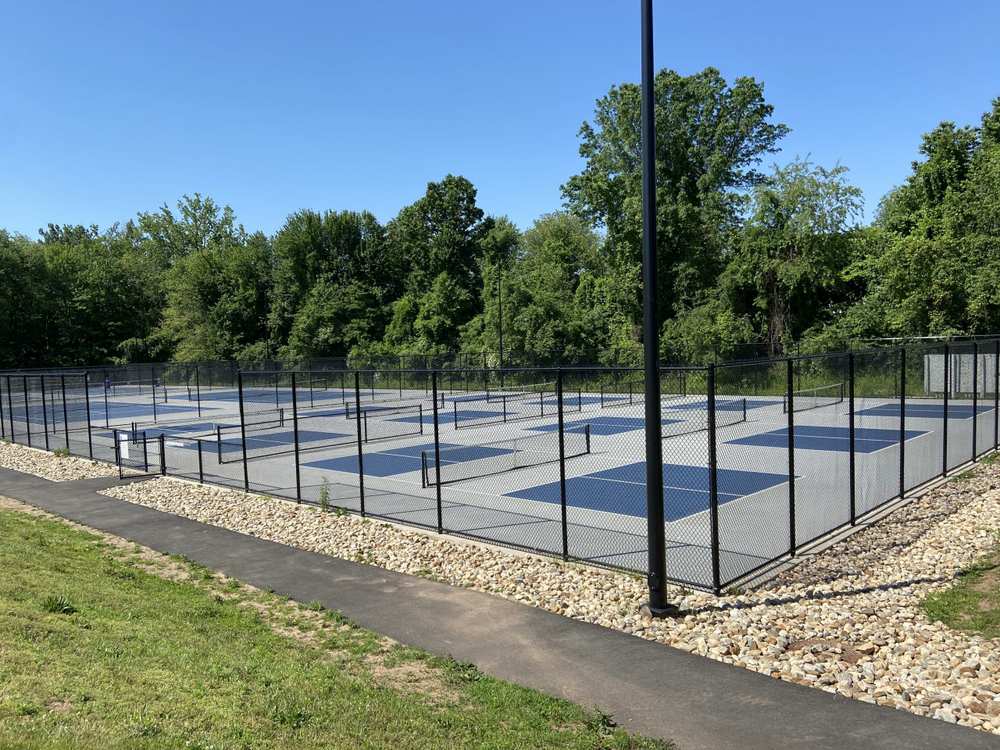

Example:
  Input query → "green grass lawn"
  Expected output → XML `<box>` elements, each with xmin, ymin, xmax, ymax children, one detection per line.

<box><xmin>923</xmin><ymin>540</ymin><xmax>1000</xmax><ymax>639</ymax></box>
<box><xmin>0</xmin><ymin>506</ymin><xmax>669</xmax><ymax>750</ymax></box>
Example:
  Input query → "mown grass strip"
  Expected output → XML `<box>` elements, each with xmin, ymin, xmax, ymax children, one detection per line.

<box><xmin>0</xmin><ymin>506</ymin><xmax>670</xmax><ymax>750</ymax></box>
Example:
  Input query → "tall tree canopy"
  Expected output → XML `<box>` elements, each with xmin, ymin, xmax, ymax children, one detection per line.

<box><xmin>563</xmin><ymin>67</ymin><xmax>789</xmax><ymax>320</ymax></box>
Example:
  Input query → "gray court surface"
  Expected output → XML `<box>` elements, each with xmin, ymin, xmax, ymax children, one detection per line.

<box><xmin>4</xmin><ymin>379</ymin><xmax>995</xmax><ymax>591</ymax></box>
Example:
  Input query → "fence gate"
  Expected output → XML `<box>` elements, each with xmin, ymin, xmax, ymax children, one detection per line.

<box><xmin>113</xmin><ymin>429</ymin><xmax>164</xmax><ymax>479</ymax></box>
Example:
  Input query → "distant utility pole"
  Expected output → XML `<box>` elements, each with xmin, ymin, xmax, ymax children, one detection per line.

<box><xmin>497</xmin><ymin>261</ymin><xmax>504</xmax><ymax>371</ymax></box>
<box><xmin>640</xmin><ymin>0</ymin><xmax>672</xmax><ymax>617</ymax></box>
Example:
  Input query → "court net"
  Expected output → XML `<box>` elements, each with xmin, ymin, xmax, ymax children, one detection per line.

<box><xmin>661</xmin><ymin>397</ymin><xmax>748</xmax><ymax>439</ymax></box>
<box><xmin>599</xmin><ymin>372</ymin><xmax>688</xmax><ymax>409</ymax></box>
<box><xmin>454</xmin><ymin>383</ymin><xmax>582</xmax><ymax>428</ymax></box>
<box><xmin>421</xmin><ymin>424</ymin><xmax>592</xmax><ymax>487</ymax></box>
<box><xmin>783</xmin><ymin>382</ymin><xmax>845</xmax><ymax>414</ymax></box>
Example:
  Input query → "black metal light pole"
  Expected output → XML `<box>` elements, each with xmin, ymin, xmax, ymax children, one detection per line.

<box><xmin>640</xmin><ymin>0</ymin><xmax>671</xmax><ymax>616</ymax></box>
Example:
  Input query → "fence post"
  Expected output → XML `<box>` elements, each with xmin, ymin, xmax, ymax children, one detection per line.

<box><xmin>84</xmin><ymin>372</ymin><xmax>93</xmax><ymax>458</ymax></box>
<box><xmin>994</xmin><ymin>340</ymin><xmax>999</xmax><ymax>451</ymax></box>
<box><xmin>354</xmin><ymin>371</ymin><xmax>366</xmax><ymax>517</ymax></box>
<box><xmin>237</xmin><ymin>372</ymin><xmax>250</xmax><ymax>491</ymax></box>
<box><xmin>0</xmin><ymin>376</ymin><xmax>5</xmax><ymax>440</ymax></box>
<box><xmin>899</xmin><ymin>348</ymin><xmax>906</xmax><ymax>498</ymax></box>
<box><xmin>848</xmin><ymin>353</ymin><xmax>856</xmax><ymax>525</ymax></box>
<box><xmin>707</xmin><ymin>364</ymin><xmax>721</xmax><ymax>593</ymax></box>
<box><xmin>23</xmin><ymin>376</ymin><xmax>31</xmax><ymax>448</ymax></box>
<box><xmin>432</xmin><ymin>371</ymin><xmax>443</xmax><ymax>533</ymax></box>
<box><xmin>786</xmin><ymin>358</ymin><xmax>796</xmax><ymax>555</ymax></box>
<box><xmin>103</xmin><ymin>376</ymin><xmax>110</xmax><ymax>428</ymax></box>
<box><xmin>159</xmin><ymin>433</ymin><xmax>166</xmax><ymax>476</ymax></box>
<box><xmin>61</xmin><ymin>375</ymin><xmax>70</xmax><ymax>452</ymax></box>
<box><xmin>40</xmin><ymin>377</ymin><xmax>50</xmax><ymax>451</ymax></box>
<box><xmin>973</xmin><ymin>342</ymin><xmax>979</xmax><ymax>461</ymax></box>
<box><xmin>142</xmin><ymin>431</ymin><xmax>149</xmax><ymax>472</ymax></box>
<box><xmin>195</xmin><ymin>365</ymin><xmax>201</xmax><ymax>418</ymax></box>
<box><xmin>557</xmin><ymin>368</ymin><xmax>569</xmax><ymax>561</ymax></box>
<box><xmin>6</xmin><ymin>375</ymin><xmax>13</xmax><ymax>441</ymax></box>
<box><xmin>291</xmin><ymin>372</ymin><xmax>302</xmax><ymax>503</ymax></box>
<box><xmin>197</xmin><ymin>439</ymin><xmax>204</xmax><ymax>483</ymax></box>
<box><xmin>943</xmin><ymin>344</ymin><xmax>950</xmax><ymax>477</ymax></box>
<box><xmin>151</xmin><ymin>367</ymin><xmax>158</xmax><ymax>423</ymax></box>
<box><xmin>113</xmin><ymin>428</ymin><xmax>122</xmax><ymax>479</ymax></box>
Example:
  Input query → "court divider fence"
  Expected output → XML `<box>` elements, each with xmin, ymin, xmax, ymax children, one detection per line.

<box><xmin>2</xmin><ymin>339</ymin><xmax>1000</xmax><ymax>594</ymax></box>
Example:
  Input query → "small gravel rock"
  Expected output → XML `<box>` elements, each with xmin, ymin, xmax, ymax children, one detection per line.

<box><xmin>0</xmin><ymin>441</ymin><xmax>118</xmax><ymax>481</ymax></box>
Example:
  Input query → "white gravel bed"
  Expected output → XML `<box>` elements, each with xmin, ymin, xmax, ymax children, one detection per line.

<box><xmin>84</xmin><ymin>461</ymin><xmax>1000</xmax><ymax>734</ymax></box>
<box><xmin>0</xmin><ymin>440</ymin><xmax>118</xmax><ymax>481</ymax></box>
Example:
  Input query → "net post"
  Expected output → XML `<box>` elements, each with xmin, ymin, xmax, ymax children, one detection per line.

<box><xmin>84</xmin><ymin>372</ymin><xmax>93</xmax><ymax>458</ymax></box>
<box><xmin>899</xmin><ymin>347</ymin><xmax>906</xmax><ymax>498</ymax></box>
<box><xmin>432</xmin><ymin>371</ymin><xmax>443</xmax><ymax>533</ymax></box>
<box><xmin>943</xmin><ymin>344</ymin><xmax>950</xmax><ymax>477</ymax></box>
<box><xmin>973</xmin><ymin>341</ymin><xmax>979</xmax><ymax>461</ymax></box>
<box><xmin>418</xmin><ymin>404</ymin><xmax>424</xmax><ymax>435</ymax></box>
<box><xmin>786</xmin><ymin>358</ymin><xmax>796</xmax><ymax>556</ymax></box>
<box><xmin>708</xmin><ymin>364</ymin><xmax>721</xmax><ymax>594</ymax></box>
<box><xmin>61</xmin><ymin>375</ymin><xmax>69</xmax><ymax>452</ymax></box>
<box><xmin>159</xmin><ymin>433</ymin><xmax>166</xmax><ymax>476</ymax></box>
<box><xmin>557</xmin><ymin>368</ymin><xmax>569</xmax><ymax>561</ymax></box>
<box><xmin>40</xmin><ymin>376</ymin><xmax>50</xmax><ymax>451</ymax></box>
<box><xmin>23</xmin><ymin>376</ymin><xmax>31</xmax><ymax>447</ymax></box>
<box><xmin>216</xmin><ymin>425</ymin><xmax>223</xmax><ymax>463</ymax></box>
<box><xmin>237</xmin><ymin>372</ymin><xmax>250</xmax><ymax>491</ymax></box>
<box><xmin>848</xmin><ymin>353</ymin><xmax>856</xmax><ymax>526</ymax></box>
<box><xmin>291</xmin><ymin>372</ymin><xmax>302</xmax><ymax>503</ymax></box>
<box><xmin>354</xmin><ymin>371</ymin><xmax>366</xmax><ymax>517</ymax></box>
<box><xmin>453</xmin><ymin>400</ymin><xmax>458</xmax><ymax>428</ymax></box>
<box><xmin>197</xmin><ymin>439</ymin><xmax>204</xmax><ymax>483</ymax></box>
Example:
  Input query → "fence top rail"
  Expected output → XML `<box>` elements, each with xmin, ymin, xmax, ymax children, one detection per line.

<box><xmin>11</xmin><ymin>336</ymin><xmax>1000</xmax><ymax>378</ymax></box>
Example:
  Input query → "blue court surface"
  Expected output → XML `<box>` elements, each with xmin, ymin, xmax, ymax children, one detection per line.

<box><xmin>529</xmin><ymin>416</ymin><xmax>644</xmax><ymax>436</ymax></box>
<box><xmin>509</xmin><ymin>462</ymin><xmax>789</xmax><ymax>521</ymax></box>
<box><xmin>306</xmin><ymin>442</ymin><xmax>515</xmax><ymax>476</ymax></box>
<box><xmin>855</xmin><ymin>402</ymin><xmax>993</xmax><ymax>419</ymax></box>
<box><xmin>727</xmin><ymin>425</ymin><xmax>926</xmax><ymax>453</ymax></box>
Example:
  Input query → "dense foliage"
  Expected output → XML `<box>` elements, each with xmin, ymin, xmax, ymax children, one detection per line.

<box><xmin>2</xmin><ymin>69</ymin><xmax>998</xmax><ymax>368</ymax></box>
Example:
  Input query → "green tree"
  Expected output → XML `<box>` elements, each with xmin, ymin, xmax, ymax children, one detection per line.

<box><xmin>563</xmin><ymin>67</ymin><xmax>789</xmax><ymax>320</ymax></box>
<box><xmin>729</xmin><ymin>160</ymin><xmax>862</xmax><ymax>353</ymax></box>
<box><xmin>157</xmin><ymin>232</ymin><xmax>273</xmax><ymax>361</ymax></box>
<box><xmin>387</xmin><ymin>175</ymin><xmax>490</xmax><ymax>300</ymax></box>
<box><xmin>269</xmin><ymin>210</ymin><xmax>390</xmax><ymax>347</ymax></box>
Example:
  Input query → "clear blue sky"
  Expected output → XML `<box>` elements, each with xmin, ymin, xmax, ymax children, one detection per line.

<box><xmin>3</xmin><ymin>0</ymin><xmax>998</xmax><ymax>237</ymax></box>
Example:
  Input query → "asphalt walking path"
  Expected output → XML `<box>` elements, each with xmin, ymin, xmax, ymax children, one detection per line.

<box><xmin>2</xmin><ymin>467</ymin><xmax>998</xmax><ymax>750</ymax></box>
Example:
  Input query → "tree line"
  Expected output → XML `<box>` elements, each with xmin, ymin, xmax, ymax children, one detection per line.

<box><xmin>2</xmin><ymin>67</ymin><xmax>998</xmax><ymax>370</ymax></box>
